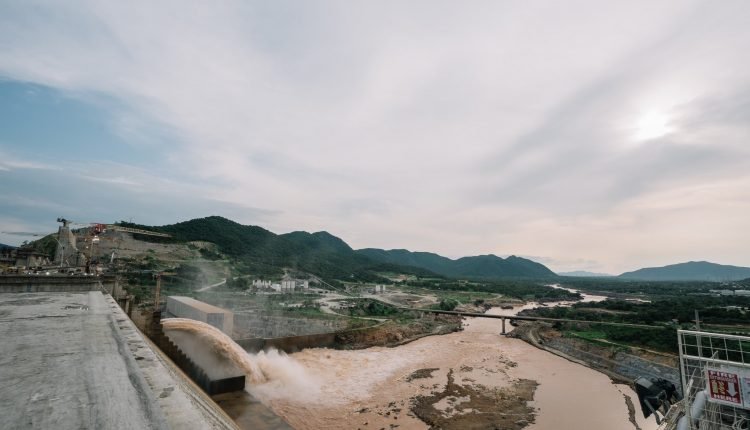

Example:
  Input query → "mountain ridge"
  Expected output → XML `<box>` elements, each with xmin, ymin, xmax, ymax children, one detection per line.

<box><xmin>119</xmin><ymin>216</ymin><xmax>556</xmax><ymax>280</ymax></box>
<box><xmin>356</xmin><ymin>248</ymin><xmax>556</xmax><ymax>279</ymax></box>
<box><xmin>618</xmin><ymin>261</ymin><xmax>750</xmax><ymax>282</ymax></box>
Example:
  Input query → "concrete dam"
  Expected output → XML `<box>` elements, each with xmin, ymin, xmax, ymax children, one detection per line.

<box><xmin>0</xmin><ymin>276</ymin><xmax>241</xmax><ymax>429</ymax></box>
<box><xmin>0</xmin><ymin>275</ymin><xmax>294</xmax><ymax>429</ymax></box>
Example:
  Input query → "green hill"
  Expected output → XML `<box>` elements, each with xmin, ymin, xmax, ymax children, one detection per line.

<box><xmin>357</xmin><ymin>248</ymin><xmax>556</xmax><ymax>279</ymax></box>
<box><xmin>355</xmin><ymin>249</ymin><xmax>453</xmax><ymax>274</ymax></box>
<box><xmin>118</xmin><ymin>216</ymin><xmax>428</xmax><ymax>281</ymax></box>
<box><xmin>618</xmin><ymin>261</ymin><xmax>750</xmax><ymax>282</ymax></box>
<box><xmin>116</xmin><ymin>216</ymin><xmax>557</xmax><ymax>281</ymax></box>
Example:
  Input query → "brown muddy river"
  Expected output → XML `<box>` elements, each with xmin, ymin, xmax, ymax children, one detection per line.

<box><xmin>246</xmin><ymin>300</ymin><xmax>658</xmax><ymax>430</ymax></box>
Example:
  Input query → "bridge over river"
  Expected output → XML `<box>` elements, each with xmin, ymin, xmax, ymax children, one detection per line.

<box><xmin>407</xmin><ymin>307</ymin><xmax>666</xmax><ymax>334</ymax></box>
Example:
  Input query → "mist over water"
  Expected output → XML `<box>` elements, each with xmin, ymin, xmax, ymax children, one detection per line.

<box><xmin>161</xmin><ymin>318</ymin><xmax>321</xmax><ymax>403</ymax></box>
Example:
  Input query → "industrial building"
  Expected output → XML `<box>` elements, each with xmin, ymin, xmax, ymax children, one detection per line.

<box><xmin>252</xmin><ymin>278</ymin><xmax>309</xmax><ymax>292</ymax></box>
<box><xmin>166</xmin><ymin>296</ymin><xmax>234</xmax><ymax>336</ymax></box>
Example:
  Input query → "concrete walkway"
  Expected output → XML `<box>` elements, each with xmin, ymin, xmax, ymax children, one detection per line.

<box><xmin>0</xmin><ymin>290</ymin><xmax>236</xmax><ymax>429</ymax></box>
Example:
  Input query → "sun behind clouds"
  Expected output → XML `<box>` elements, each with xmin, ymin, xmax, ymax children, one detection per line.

<box><xmin>633</xmin><ymin>109</ymin><xmax>674</xmax><ymax>141</ymax></box>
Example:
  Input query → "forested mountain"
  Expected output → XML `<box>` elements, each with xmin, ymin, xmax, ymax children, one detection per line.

<box><xmin>354</xmin><ymin>249</ymin><xmax>453</xmax><ymax>274</ymax></box>
<box><xmin>120</xmin><ymin>216</ymin><xmax>389</xmax><ymax>280</ymax></box>
<box><xmin>357</xmin><ymin>248</ymin><xmax>556</xmax><ymax>279</ymax></box>
<box><xmin>280</xmin><ymin>231</ymin><xmax>354</xmax><ymax>254</ymax></box>
<box><xmin>117</xmin><ymin>216</ymin><xmax>557</xmax><ymax>281</ymax></box>
<box><xmin>618</xmin><ymin>261</ymin><xmax>750</xmax><ymax>282</ymax></box>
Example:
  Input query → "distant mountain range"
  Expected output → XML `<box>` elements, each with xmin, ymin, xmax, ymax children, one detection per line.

<box><xmin>118</xmin><ymin>216</ymin><xmax>557</xmax><ymax>281</ymax></box>
<box><xmin>557</xmin><ymin>271</ymin><xmax>613</xmax><ymax>277</ymax></box>
<box><xmin>618</xmin><ymin>261</ymin><xmax>750</xmax><ymax>282</ymax></box>
<box><xmin>0</xmin><ymin>243</ymin><xmax>15</xmax><ymax>249</ymax></box>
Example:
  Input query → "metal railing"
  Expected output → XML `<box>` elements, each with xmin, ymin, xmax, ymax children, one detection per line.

<box><xmin>672</xmin><ymin>330</ymin><xmax>750</xmax><ymax>429</ymax></box>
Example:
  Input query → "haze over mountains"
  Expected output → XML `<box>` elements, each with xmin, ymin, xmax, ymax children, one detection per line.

<box><xmin>557</xmin><ymin>271</ymin><xmax>613</xmax><ymax>278</ymax></box>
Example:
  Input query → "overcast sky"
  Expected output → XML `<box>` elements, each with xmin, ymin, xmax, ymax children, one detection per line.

<box><xmin>1</xmin><ymin>1</ymin><xmax>749</xmax><ymax>274</ymax></box>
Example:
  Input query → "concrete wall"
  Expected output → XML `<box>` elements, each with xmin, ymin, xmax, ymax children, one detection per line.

<box><xmin>235</xmin><ymin>321</ymin><xmax>385</xmax><ymax>354</ymax></box>
<box><xmin>0</xmin><ymin>275</ymin><xmax>101</xmax><ymax>293</ymax></box>
<box><xmin>232</xmin><ymin>313</ymin><xmax>347</xmax><ymax>339</ymax></box>
<box><xmin>236</xmin><ymin>332</ymin><xmax>338</xmax><ymax>353</ymax></box>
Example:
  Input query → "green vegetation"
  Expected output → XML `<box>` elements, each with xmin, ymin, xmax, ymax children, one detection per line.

<box><xmin>116</xmin><ymin>217</ymin><xmax>430</xmax><ymax>283</ymax></box>
<box><xmin>114</xmin><ymin>216</ymin><xmax>562</xmax><ymax>283</ymax></box>
<box><xmin>527</xmin><ymin>294</ymin><xmax>750</xmax><ymax>353</ymax></box>
<box><xmin>530</xmin><ymin>296</ymin><xmax>750</xmax><ymax>325</ymax></box>
<box><xmin>565</xmin><ymin>329</ymin><xmax>607</xmax><ymax>341</ymax></box>
<box><xmin>562</xmin><ymin>325</ymin><xmax>678</xmax><ymax>352</ymax></box>
<box><xmin>406</xmin><ymin>278</ymin><xmax>581</xmax><ymax>301</ymax></box>
<box><xmin>558</xmin><ymin>277</ymin><xmax>737</xmax><ymax>298</ymax></box>
<box><xmin>435</xmin><ymin>299</ymin><xmax>459</xmax><ymax>311</ymax></box>
<box><xmin>348</xmin><ymin>299</ymin><xmax>400</xmax><ymax>317</ymax></box>
<box><xmin>22</xmin><ymin>234</ymin><xmax>57</xmax><ymax>259</ymax></box>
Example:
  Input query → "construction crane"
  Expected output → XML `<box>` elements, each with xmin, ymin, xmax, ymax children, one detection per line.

<box><xmin>5</xmin><ymin>219</ymin><xmax>171</xmax><ymax>240</ymax></box>
<box><xmin>106</xmin><ymin>225</ymin><xmax>171</xmax><ymax>238</ymax></box>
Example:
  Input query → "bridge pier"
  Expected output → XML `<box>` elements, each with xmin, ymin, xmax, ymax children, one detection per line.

<box><xmin>501</xmin><ymin>317</ymin><xmax>506</xmax><ymax>335</ymax></box>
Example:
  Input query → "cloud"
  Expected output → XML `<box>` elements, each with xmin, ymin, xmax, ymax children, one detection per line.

<box><xmin>0</xmin><ymin>1</ymin><xmax>749</xmax><ymax>272</ymax></box>
<box><xmin>0</xmin><ymin>153</ymin><xmax>57</xmax><ymax>171</ymax></box>
<box><xmin>78</xmin><ymin>175</ymin><xmax>142</xmax><ymax>187</ymax></box>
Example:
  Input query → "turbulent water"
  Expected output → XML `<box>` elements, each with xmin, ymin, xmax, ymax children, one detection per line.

<box><xmin>162</xmin><ymin>318</ymin><xmax>266</xmax><ymax>382</ymax></box>
<box><xmin>161</xmin><ymin>318</ymin><xmax>321</xmax><ymax>403</ymax></box>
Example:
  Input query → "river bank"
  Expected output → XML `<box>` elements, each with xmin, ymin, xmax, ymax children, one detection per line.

<box><xmin>512</xmin><ymin>321</ymin><xmax>680</xmax><ymax>392</ymax></box>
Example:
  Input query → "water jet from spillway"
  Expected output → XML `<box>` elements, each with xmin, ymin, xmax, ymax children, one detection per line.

<box><xmin>163</xmin><ymin>318</ymin><xmax>267</xmax><ymax>383</ymax></box>
<box><xmin>162</xmin><ymin>318</ymin><xmax>321</xmax><ymax>403</ymax></box>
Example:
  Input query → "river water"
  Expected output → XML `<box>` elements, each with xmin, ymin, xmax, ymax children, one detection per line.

<box><xmin>165</xmin><ymin>288</ymin><xmax>659</xmax><ymax>430</ymax></box>
<box><xmin>251</xmin><ymin>289</ymin><xmax>658</xmax><ymax>430</ymax></box>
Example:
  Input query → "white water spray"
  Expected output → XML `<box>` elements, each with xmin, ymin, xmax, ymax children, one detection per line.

<box><xmin>162</xmin><ymin>318</ymin><xmax>321</xmax><ymax>403</ymax></box>
<box><xmin>162</xmin><ymin>318</ymin><xmax>266</xmax><ymax>383</ymax></box>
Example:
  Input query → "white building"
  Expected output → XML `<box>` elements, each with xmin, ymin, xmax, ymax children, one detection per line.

<box><xmin>252</xmin><ymin>280</ymin><xmax>273</xmax><ymax>289</ymax></box>
<box><xmin>281</xmin><ymin>280</ymin><xmax>295</xmax><ymax>292</ymax></box>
